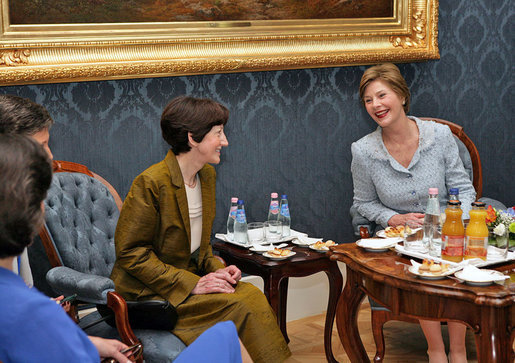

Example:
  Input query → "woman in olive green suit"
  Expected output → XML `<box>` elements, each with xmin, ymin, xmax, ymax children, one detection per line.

<box><xmin>111</xmin><ymin>96</ymin><xmax>290</xmax><ymax>363</ymax></box>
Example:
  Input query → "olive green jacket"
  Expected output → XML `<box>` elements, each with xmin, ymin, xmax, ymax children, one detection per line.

<box><xmin>111</xmin><ymin>150</ymin><xmax>225</xmax><ymax>307</ymax></box>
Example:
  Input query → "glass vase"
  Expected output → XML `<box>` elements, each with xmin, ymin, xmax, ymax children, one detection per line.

<box><xmin>490</xmin><ymin>227</ymin><xmax>509</xmax><ymax>259</ymax></box>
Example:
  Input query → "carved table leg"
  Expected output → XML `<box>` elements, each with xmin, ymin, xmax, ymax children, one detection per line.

<box><xmin>324</xmin><ymin>262</ymin><xmax>344</xmax><ymax>363</ymax></box>
<box><xmin>279</xmin><ymin>277</ymin><xmax>289</xmax><ymax>343</ymax></box>
<box><xmin>263</xmin><ymin>272</ymin><xmax>289</xmax><ymax>342</ymax></box>
<box><xmin>474</xmin><ymin>307</ymin><xmax>512</xmax><ymax>363</ymax></box>
<box><xmin>336</xmin><ymin>268</ymin><xmax>368</xmax><ymax>362</ymax></box>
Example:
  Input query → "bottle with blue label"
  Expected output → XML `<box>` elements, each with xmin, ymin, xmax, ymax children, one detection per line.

<box><xmin>267</xmin><ymin>193</ymin><xmax>279</xmax><ymax>222</ymax></box>
<box><xmin>448</xmin><ymin>188</ymin><xmax>459</xmax><ymax>202</ymax></box>
<box><xmin>234</xmin><ymin>200</ymin><xmax>248</xmax><ymax>244</ymax></box>
<box><xmin>226</xmin><ymin>197</ymin><xmax>238</xmax><ymax>241</ymax></box>
<box><xmin>278</xmin><ymin>194</ymin><xmax>291</xmax><ymax>237</ymax></box>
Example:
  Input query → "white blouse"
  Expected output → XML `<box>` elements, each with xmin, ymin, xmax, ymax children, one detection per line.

<box><xmin>185</xmin><ymin>174</ymin><xmax>202</xmax><ymax>253</ymax></box>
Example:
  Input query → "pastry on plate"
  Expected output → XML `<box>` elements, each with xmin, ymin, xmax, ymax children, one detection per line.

<box><xmin>418</xmin><ymin>259</ymin><xmax>449</xmax><ymax>275</ymax></box>
<box><xmin>385</xmin><ymin>226</ymin><xmax>405</xmax><ymax>237</ymax></box>
<box><xmin>311</xmin><ymin>240</ymin><xmax>336</xmax><ymax>250</ymax></box>
<box><xmin>268</xmin><ymin>248</ymin><xmax>291</xmax><ymax>257</ymax></box>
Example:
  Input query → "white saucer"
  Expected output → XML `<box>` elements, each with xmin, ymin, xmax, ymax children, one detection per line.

<box><xmin>292</xmin><ymin>236</ymin><xmax>321</xmax><ymax>246</ymax></box>
<box><xmin>356</xmin><ymin>238</ymin><xmax>401</xmax><ymax>252</ymax></box>
<box><xmin>407</xmin><ymin>265</ymin><xmax>456</xmax><ymax>280</ymax></box>
<box><xmin>376</xmin><ymin>230</ymin><xmax>387</xmax><ymax>238</ymax></box>
<box><xmin>454</xmin><ymin>269</ymin><xmax>507</xmax><ymax>286</ymax></box>
<box><xmin>309</xmin><ymin>244</ymin><xmax>330</xmax><ymax>252</ymax></box>
<box><xmin>263</xmin><ymin>251</ymin><xmax>296</xmax><ymax>260</ymax></box>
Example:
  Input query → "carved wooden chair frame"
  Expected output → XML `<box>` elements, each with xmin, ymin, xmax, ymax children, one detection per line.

<box><xmin>37</xmin><ymin>160</ymin><xmax>142</xmax><ymax>363</ymax></box>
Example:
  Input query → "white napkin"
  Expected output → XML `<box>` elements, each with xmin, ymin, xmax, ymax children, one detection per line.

<box><xmin>358</xmin><ymin>237</ymin><xmax>402</xmax><ymax>249</ymax></box>
<box><xmin>251</xmin><ymin>243</ymin><xmax>287</xmax><ymax>251</ymax></box>
<box><xmin>460</xmin><ymin>265</ymin><xmax>509</xmax><ymax>282</ymax></box>
<box><xmin>410</xmin><ymin>259</ymin><xmax>421</xmax><ymax>268</ymax></box>
<box><xmin>487</xmin><ymin>245</ymin><xmax>513</xmax><ymax>261</ymax></box>
<box><xmin>215</xmin><ymin>233</ymin><xmax>231</xmax><ymax>242</ymax></box>
<box><xmin>296</xmin><ymin>235</ymin><xmax>322</xmax><ymax>245</ymax></box>
<box><xmin>216</xmin><ymin>229</ymin><xmax>308</xmax><ymax>244</ymax></box>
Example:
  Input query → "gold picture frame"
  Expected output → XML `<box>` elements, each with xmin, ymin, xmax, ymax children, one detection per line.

<box><xmin>0</xmin><ymin>0</ymin><xmax>438</xmax><ymax>86</ymax></box>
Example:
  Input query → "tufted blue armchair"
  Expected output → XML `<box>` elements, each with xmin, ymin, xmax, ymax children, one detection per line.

<box><xmin>39</xmin><ymin>160</ymin><xmax>186</xmax><ymax>363</ymax></box>
<box><xmin>349</xmin><ymin>118</ymin><xmax>507</xmax><ymax>362</ymax></box>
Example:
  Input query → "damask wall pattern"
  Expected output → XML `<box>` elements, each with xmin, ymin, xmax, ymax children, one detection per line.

<box><xmin>1</xmin><ymin>0</ymin><xmax>513</xmax><ymax>244</ymax></box>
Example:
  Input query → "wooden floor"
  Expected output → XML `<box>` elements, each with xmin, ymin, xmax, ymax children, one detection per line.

<box><xmin>285</xmin><ymin>302</ymin><xmax>479</xmax><ymax>363</ymax></box>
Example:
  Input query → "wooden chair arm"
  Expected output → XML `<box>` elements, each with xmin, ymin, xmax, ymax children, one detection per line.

<box><xmin>106</xmin><ymin>291</ymin><xmax>143</xmax><ymax>363</ymax></box>
<box><xmin>359</xmin><ymin>226</ymin><xmax>371</xmax><ymax>239</ymax></box>
<box><xmin>215</xmin><ymin>255</ymin><xmax>227</xmax><ymax>267</ymax></box>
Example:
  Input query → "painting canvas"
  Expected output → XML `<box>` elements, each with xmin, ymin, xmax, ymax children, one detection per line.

<box><xmin>10</xmin><ymin>0</ymin><xmax>393</xmax><ymax>24</ymax></box>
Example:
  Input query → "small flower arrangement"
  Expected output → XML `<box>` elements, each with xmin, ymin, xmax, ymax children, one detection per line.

<box><xmin>486</xmin><ymin>205</ymin><xmax>515</xmax><ymax>247</ymax></box>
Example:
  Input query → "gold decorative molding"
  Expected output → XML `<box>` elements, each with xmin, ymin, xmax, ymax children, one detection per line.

<box><xmin>0</xmin><ymin>48</ymin><xmax>30</xmax><ymax>66</ymax></box>
<box><xmin>0</xmin><ymin>0</ymin><xmax>439</xmax><ymax>85</ymax></box>
<box><xmin>390</xmin><ymin>8</ymin><xmax>426</xmax><ymax>48</ymax></box>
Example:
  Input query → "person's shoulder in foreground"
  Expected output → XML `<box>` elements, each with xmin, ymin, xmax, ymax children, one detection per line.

<box><xmin>0</xmin><ymin>267</ymin><xmax>98</xmax><ymax>363</ymax></box>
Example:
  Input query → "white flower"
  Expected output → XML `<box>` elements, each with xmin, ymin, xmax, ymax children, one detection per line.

<box><xmin>493</xmin><ymin>223</ymin><xmax>506</xmax><ymax>236</ymax></box>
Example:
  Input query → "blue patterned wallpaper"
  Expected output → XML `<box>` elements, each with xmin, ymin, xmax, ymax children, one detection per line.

<box><xmin>2</xmin><ymin>0</ymin><xmax>513</xmax><ymax>244</ymax></box>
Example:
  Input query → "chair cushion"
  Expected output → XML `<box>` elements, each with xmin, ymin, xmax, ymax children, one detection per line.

<box><xmin>80</xmin><ymin>311</ymin><xmax>186</xmax><ymax>363</ymax></box>
<box><xmin>46</xmin><ymin>266</ymin><xmax>115</xmax><ymax>305</ymax></box>
<box><xmin>45</xmin><ymin>172</ymin><xmax>119</xmax><ymax>278</ymax></box>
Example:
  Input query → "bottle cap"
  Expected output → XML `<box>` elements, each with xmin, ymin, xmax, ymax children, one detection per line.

<box><xmin>231</xmin><ymin>197</ymin><xmax>238</xmax><ymax>203</ymax></box>
<box><xmin>449</xmin><ymin>188</ymin><xmax>459</xmax><ymax>194</ymax></box>
<box><xmin>471</xmin><ymin>201</ymin><xmax>486</xmax><ymax>207</ymax></box>
<box><xmin>271</xmin><ymin>193</ymin><xmax>278</xmax><ymax>198</ymax></box>
<box><xmin>447</xmin><ymin>200</ymin><xmax>462</xmax><ymax>206</ymax></box>
<box><xmin>237</xmin><ymin>200</ymin><xmax>244</xmax><ymax>205</ymax></box>
<box><xmin>281</xmin><ymin>194</ymin><xmax>287</xmax><ymax>199</ymax></box>
<box><xmin>428</xmin><ymin>188</ymin><xmax>438</xmax><ymax>195</ymax></box>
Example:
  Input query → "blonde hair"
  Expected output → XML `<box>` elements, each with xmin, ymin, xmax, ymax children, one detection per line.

<box><xmin>359</xmin><ymin>63</ymin><xmax>410</xmax><ymax>113</ymax></box>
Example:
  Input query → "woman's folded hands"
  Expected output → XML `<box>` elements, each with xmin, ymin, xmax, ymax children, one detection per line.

<box><xmin>191</xmin><ymin>265</ymin><xmax>242</xmax><ymax>295</ymax></box>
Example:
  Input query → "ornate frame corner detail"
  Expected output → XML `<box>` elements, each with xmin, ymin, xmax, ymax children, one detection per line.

<box><xmin>390</xmin><ymin>9</ymin><xmax>426</xmax><ymax>49</ymax></box>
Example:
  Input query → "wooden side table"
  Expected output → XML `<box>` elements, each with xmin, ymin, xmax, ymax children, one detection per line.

<box><xmin>213</xmin><ymin>240</ymin><xmax>343</xmax><ymax>363</ymax></box>
<box><xmin>328</xmin><ymin>243</ymin><xmax>515</xmax><ymax>363</ymax></box>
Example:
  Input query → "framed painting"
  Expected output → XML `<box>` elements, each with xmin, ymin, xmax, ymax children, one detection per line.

<box><xmin>0</xmin><ymin>0</ymin><xmax>439</xmax><ymax>85</ymax></box>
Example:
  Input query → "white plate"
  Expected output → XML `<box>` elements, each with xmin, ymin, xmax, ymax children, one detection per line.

<box><xmin>263</xmin><ymin>251</ymin><xmax>296</xmax><ymax>260</ymax></box>
<box><xmin>376</xmin><ymin>229</ymin><xmax>405</xmax><ymax>238</ymax></box>
<box><xmin>376</xmin><ymin>230</ymin><xmax>387</xmax><ymax>238</ymax></box>
<box><xmin>309</xmin><ymin>244</ymin><xmax>334</xmax><ymax>252</ymax></box>
<box><xmin>249</xmin><ymin>243</ymin><xmax>288</xmax><ymax>254</ymax></box>
<box><xmin>356</xmin><ymin>238</ymin><xmax>402</xmax><ymax>252</ymax></box>
<box><xmin>454</xmin><ymin>269</ymin><xmax>507</xmax><ymax>286</ymax></box>
<box><xmin>408</xmin><ymin>265</ymin><xmax>457</xmax><ymax>280</ymax></box>
<box><xmin>249</xmin><ymin>247</ymin><xmax>267</xmax><ymax>254</ymax></box>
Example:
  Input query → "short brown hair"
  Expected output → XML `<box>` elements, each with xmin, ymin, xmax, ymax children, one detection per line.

<box><xmin>359</xmin><ymin>63</ymin><xmax>410</xmax><ymax>113</ymax></box>
<box><xmin>0</xmin><ymin>94</ymin><xmax>54</xmax><ymax>136</ymax></box>
<box><xmin>0</xmin><ymin>134</ymin><xmax>52</xmax><ymax>258</ymax></box>
<box><xmin>161</xmin><ymin>96</ymin><xmax>229</xmax><ymax>155</ymax></box>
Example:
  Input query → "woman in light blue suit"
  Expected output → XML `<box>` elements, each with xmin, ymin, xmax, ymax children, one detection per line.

<box><xmin>351</xmin><ymin>63</ymin><xmax>473</xmax><ymax>363</ymax></box>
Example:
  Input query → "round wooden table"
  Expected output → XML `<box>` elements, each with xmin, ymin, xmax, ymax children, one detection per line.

<box><xmin>328</xmin><ymin>243</ymin><xmax>515</xmax><ymax>363</ymax></box>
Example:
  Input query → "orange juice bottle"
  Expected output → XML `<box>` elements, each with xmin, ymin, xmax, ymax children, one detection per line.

<box><xmin>441</xmin><ymin>200</ymin><xmax>464</xmax><ymax>262</ymax></box>
<box><xmin>464</xmin><ymin>202</ymin><xmax>489</xmax><ymax>260</ymax></box>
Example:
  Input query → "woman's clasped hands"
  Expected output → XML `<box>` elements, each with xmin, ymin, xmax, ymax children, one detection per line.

<box><xmin>388</xmin><ymin>213</ymin><xmax>425</xmax><ymax>227</ymax></box>
<box><xmin>191</xmin><ymin>265</ymin><xmax>242</xmax><ymax>295</ymax></box>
